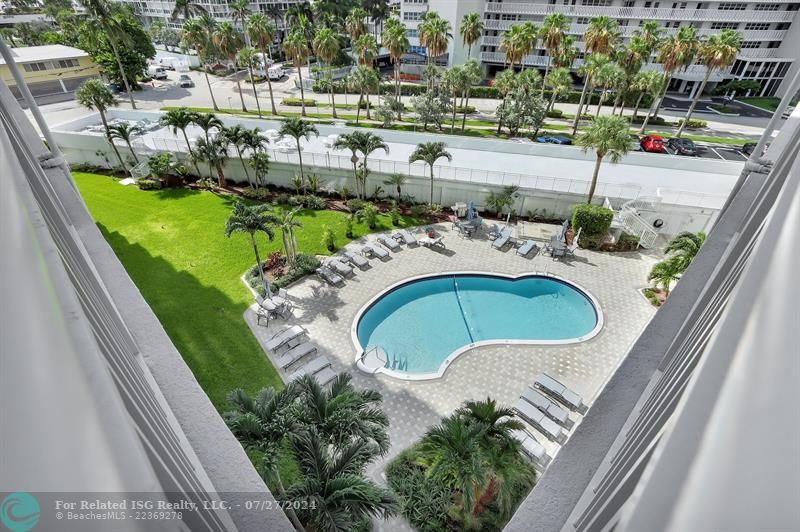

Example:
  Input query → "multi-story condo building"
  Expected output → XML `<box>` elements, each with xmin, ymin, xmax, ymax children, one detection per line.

<box><xmin>400</xmin><ymin>0</ymin><xmax>800</xmax><ymax>97</ymax></box>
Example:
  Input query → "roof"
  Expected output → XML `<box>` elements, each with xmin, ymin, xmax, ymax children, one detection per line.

<box><xmin>0</xmin><ymin>45</ymin><xmax>90</xmax><ymax>65</ymax></box>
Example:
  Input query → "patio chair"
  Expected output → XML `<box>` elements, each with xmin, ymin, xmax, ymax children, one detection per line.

<box><xmin>516</xmin><ymin>239</ymin><xmax>538</xmax><ymax>257</ymax></box>
<box><xmin>521</xmin><ymin>386</ymin><xmax>570</xmax><ymax>427</ymax></box>
<box><xmin>255</xmin><ymin>294</ymin><xmax>291</xmax><ymax>324</ymax></box>
<box><xmin>549</xmin><ymin>238</ymin><xmax>567</xmax><ymax>259</ymax></box>
<box><xmin>342</xmin><ymin>250</ymin><xmax>369</xmax><ymax>269</ymax></box>
<box><xmin>487</xmin><ymin>224</ymin><xmax>502</xmax><ymax>240</ymax></box>
<box><xmin>514</xmin><ymin>399</ymin><xmax>565</xmax><ymax>443</ymax></box>
<box><xmin>287</xmin><ymin>356</ymin><xmax>332</xmax><ymax>382</ymax></box>
<box><xmin>565</xmin><ymin>227</ymin><xmax>582</xmax><ymax>258</ymax></box>
<box><xmin>394</xmin><ymin>229</ymin><xmax>418</xmax><ymax>246</ymax></box>
<box><xmin>316</xmin><ymin>266</ymin><xmax>344</xmax><ymax>286</ymax></box>
<box><xmin>421</xmin><ymin>235</ymin><xmax>445</xmax><ymax>249</ymax></box>
<box><xmin>264</xmin><ymin>325</ymin><xmax>307</xmax><ymax>353</ymax></box>
<box><xmin>491</xmin><ymin>227</ymin><xmax>513</xmax><ymax>250</ymax></box>
<box><xmin>362</xmin><ymin>243</ymin><xmax>389</xmax><ymax>259</ymax></box>
<box><xmin>511</xmin><ymin>429</ymin><xmax>551</xmax><ymax>468</ymax></box>
<box><xmin>327</xmin><ymin>258</ymin><xmax>354</xmax><ymax>277</ymax></box>
<box><xmin>377</xmin><ymin>234</ymin><xmax>401</xmax><ymax>251</ymax></box>
<box><xmin>275</xmin><ymin>341</ymin><xmax>318</xmax><ymax>369</ymax></box>
<box><xmin>534</xmin><ymin>373</ymin><xmax>585</xmax><ymax>412</ymax></box>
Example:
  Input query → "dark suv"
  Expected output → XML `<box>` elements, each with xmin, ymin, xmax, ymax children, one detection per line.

<box><xmin>666</xmin><ymin>138</ymin><xmax>698</xmax><ymax>156</ymax></box>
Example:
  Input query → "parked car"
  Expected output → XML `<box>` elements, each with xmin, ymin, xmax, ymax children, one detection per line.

<box><xmin>178</xmin><ymin>74</ymin><xmax>194</xmax><ymax>88</ymax></box>
<box><xmin>267</xmin><ymin>65</ymin><xmax>284</xmax><ymax>80</ymax></box>
<box><xmin>105</xmin><ymin>82</ymin><xmax>122</xmax><ymax>94</ymax></box>
<box><xmin>640</xmin><ymin>135</ymin><xmax>666</xmax><ymax>153</ymax></box>
<box><xmin>629</xmin><ymin>134</ymin><xmax>641</xmax><ymax>151</ymax></box>
<box><xmin>535</xmin><ymin>135</ymin><xmax>572</xmax><ymax>145</ymax></box>
<box><xmin>666</xmin><ymin>138</ymin><xmax>698</xmax><ymax>156</ymax></box>
<box><xmin>147</xmin><ymin>65</ymin><xmax>168</xmax><ymax>80</ymax></box>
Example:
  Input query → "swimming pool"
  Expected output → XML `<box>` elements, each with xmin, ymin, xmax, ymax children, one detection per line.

<box><xmin>353</xmin><ymin>273</ymin><xmax>602</xmax><ymax>380</ymax></box>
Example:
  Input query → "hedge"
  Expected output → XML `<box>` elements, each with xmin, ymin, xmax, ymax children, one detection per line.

<box><xmin>572</xmin><ymin>204</ymin><xmax>613</xmax><ymax>250</ymax></box>
<box><xmin>282</xmin><ymin>97</ymin><xmax>317</xmax><ymax>107</ymax></box>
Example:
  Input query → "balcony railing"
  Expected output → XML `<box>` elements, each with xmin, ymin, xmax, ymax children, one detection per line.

<box><xmin>484</xmin><ymin>2</ymin><xmax>797</xmax><ymax>22</ymax></box>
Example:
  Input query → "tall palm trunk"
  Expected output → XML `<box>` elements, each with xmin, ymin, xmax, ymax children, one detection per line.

<box><xmin>99</xmin><ymin>110</ymin><xmax>128</xmax><ymax>176</ymax></box>
<box><xmin>450</xmin><ymin>88</ymin><xmax>458</xmax><ymax>132</ymax></box>
<box><xmin>248</xmin><ymin>66</ymin><xmax>262</xmax><ymax>117</ymax></box>
<box><xmin>395</xmin><ymin>60</ymin><xmax>402</xmax><ymax>120</ymax></box>
<box><xmin>203</xmin><ymin>67</ymin><xmax>220</xmax><ymax>111</ymax></box>
<box><xmin>295</xmin><ymin>138</ymin><xmax>304</xmax><ymax>179</ymax></box>
<box><xmin>328</xmin><ymin>64</ymin><xmax>337</xmax><ymax>119</ymax></box>
<box><xmin>290</xmin><ymin>228</ymin><xmax>298</xmax><ymax>260</ymax></box>
<box><xmin>235</xmin><ymin>71</ymin><xmax>247</xmax><ymax>112</ymax></box>
<box><xmin>108</xmin><ymin>36</ymin><xmax>136</xmax><ymax>109</ymax></box>
<box><xmin>365</xmin><ymin>92</ymin><xmax>372</xmax><ymax>120</ymax></box>
<box><xmin>356</xmin><ymin>91</ymin><xmax>362</xmax><ymax>124</ymax></box>
<box><xmin>236</xmin><ymin>146</ymin><xmax>251</xmax><ymax>184</ymax></box>
<box><xmin>428</xmin><ymin>164</ymin><xmax>435</xmax><ymax>206</ymax></box>
<box><xmin>651</xmin><ymin>73</ymin><xmax>672</xmax><ymax>120</ymax></box>
<box><xmin>595</xmin><ymin>90</ymin><xmax>606</xmax><ymax>117</ymax></box>
<box><xmin>541</xmin><ymin>53</ymin><xmax>551</xmax><ymax>97</ymax></box>
<box><xmin>547</xmin><ymin>89</ymin><xmax>558</xmax><ymax>112</ymax></box>
<box><xmin>676</xmin><ymin>70</ymin><xmax>712</xmax><ymax>138</ymax></box>
<box><xmin>638</xmin><ymin>96</ymin><xmax>658</xmax><ymax>135</ymax></box>
<box><xmin>571</xmin><ymin>76</ymin><xmax>592</xmax><ymax>135</ymax></box>
<box><xmin>297</xmin><ymin>66</ymin><xmax>307</xmax><ymax>117</ymax></box>
<box><xmin>215</xmin><ymin>161</ymin><xmax>227</xmax><ymax>187</ymax></box>
<box><xmin>125</xmin><ymin>139</ymin><xmax>139</xmax><ymax>164</ymax></box>
<box><xmin>587</xmin><ymin>151</ymin><xmax>603</xmax><ymax>204</ymax></box>
<box><xmin>181</xmin><ymin>129</ymin><xmax>202</xmax><ymax>176</ymax></box>
<box><xmin>251</xmin><ymin>234</ymin><xmax>269</xmax><ymax>295</ymax></box>
<box><xmin>281</xmin><ymin>230</ymin><xmax>292</xmax><ymax>262</ymax></box>
<box><xmin>259</xmin><ymin>44</ymin><xmax>278</xmax><ymax>115</ymax></box>
<box><xmin>461</xmin><ymin>87</ymin><xmax>472</xmax><ymax>131</ymax></box>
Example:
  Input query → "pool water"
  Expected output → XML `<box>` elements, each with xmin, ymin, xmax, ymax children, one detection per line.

<box><xmin>356</xmin><ymin>274</ymin><xmax>600</xmax><ymax>376</ymax></box>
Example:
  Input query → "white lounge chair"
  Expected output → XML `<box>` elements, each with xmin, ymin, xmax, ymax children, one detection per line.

<box><xmin>327</xmin><ymin>259</ymin><xmax>354</xmax><ymax>277</ymax></box>
<box><xmin>514</xmin><ymin>399</ymin><xmax>565</xmax><ymax>443</ymax></box>
<box><xmin>511</xmin><ymin>429</ymin><xmax>551</xmax><ymax>467</ymax></box>
<box><xmin>287</xmin><ymin>356</ymin><xmax>332</xmax><ymax>381</ymax></box>
<box><xmin>420</xmin><ymin>235</ymin><xmax>445</xmax><ymax>249</ymax></box>
<box><xmin>313</xmin><ymin>366</ymin><xmax>338</xmax><ymax>386</ymax></box>
<box><xmin>377</xmin><ymin>234</ymin><xmax>400</xmax><ymax>251</ymax></box>
<box><xmin>565</xmin><ymin>227</ymin><xmax>582</xmax><ymax>258</ymax></box>
<box><xmin>393</xmin><ymin>229</ymin><xmax>418</xmax><ymax>246</ymax></box>
<box><xmin>342</xmin><ymin>250</ymin><xmax>369</xmax><ymax>269</ymax></box>
<box><xmin>534</xmin><ymin>373</ymin><xmax>585</xmax><ymax>412</ymax></box>
<box><xmin>362</xmin><ymin>242</ymin><xmax>389</xmax><ymax>259</ymax></box>
<box><xmin>275</xmin><ymin>341</ymin><xmax>317</xmax><ymax>369</ymax></box>
<box><xmin>316</xmin><ymin>266</ymin><xmax>344</xmax><ymax>285</ymax></box>
<box><xmin>521</xmin><ymin>386</ymin><xmax>570</xmax><ymax>427</ymax></box>
<box><xmin>492</xmin><ymin>227</ymin><xmax>513</xmax><ymax>249</ymax></box>
<box><xmin>264</xmin><ymin>325</ymin><xmax>306</xmax><ymax>353</ymax></box>
<box><xmin>516</xmin><ymin>239</ymin><xmax>538</xmax><ymax>257</ymax></box>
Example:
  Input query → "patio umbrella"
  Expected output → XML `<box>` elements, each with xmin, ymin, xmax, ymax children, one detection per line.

<box><xmin>466</xmin><ymin>200</ymin><xmax>475</xmax><ymax>221</ymax></box>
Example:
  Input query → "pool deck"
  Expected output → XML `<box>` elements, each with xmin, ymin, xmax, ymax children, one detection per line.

<box><xmin>244</xmin><ymin>222</ymin><xmax>659</xmax><ymax>526</ymax></box>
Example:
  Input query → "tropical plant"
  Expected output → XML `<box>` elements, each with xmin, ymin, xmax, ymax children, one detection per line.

<box><xmin>192</xmin><ymin>112</ymin><xmax>223</xmax><ymax>144</ymax></box>
<box><xmin>250</xmin><ymin>151</ymin><xmax>270</xmax><ymax>188</ymax></box>
<box><xmin>593</xmin><ymin>62</ymin><xmax>625</xmax><ymax>117</ymax></box>
<box><xmin>313</xmin><ymin>26</ymin><xmax>341</xmax><ymax>119</ymax></box>
<box><xmin>238</xmin><ymin>47</ymin><xmax>263</xmax><ymax>117</ymax></box>
<box><xmin>650</xmin><ymin>26</ymin><xmax>700</xmax><ymax>120</ymax></box>
<box><xmin>554</xmin><ymin>35</ymin><xmax>578</xmax><ymax>69</ymax></box>
<box><xmin>571</xmin><ymin>52</ymin><xmax>611</xmax><ymax>135</ymax></box>
<box><xmin>500</xmin><ymin>23</ymin><xmax>525</xmax><ymax>69</ymax></box>
<box><xmin>75</xmin><ymin>79</ymin><xmax>127</xmax><ymax>175</ymax></box>
<box><xmin>635</xmin><ymin>20</ymin><xmax>663</xmax><ymax>62</ymax></box>
<box><xmin>443</xmin><ymin>65</ymin><xmax>467</xmax><ymax>133</ymax></box>
<box><xmin>349</xmin><ymin>65</ymin><xmax>380</xmax><ymax>122</ymax></box>
<box><xmin>676</xmin><ymin>29</ymin><xmax>741</xmax><ymax>137</ymax></box>
<box><xmin>213</xmin><ymin>21</ymin><xmax>247</xmax><ymax>112</ymax></box>
<box><xmin>383</xmin><ymin>18</ymin><xmax>410</xmax><ymax>112</ymax></box>
<box><xmin>279</xmin><ymin>118</ymin><xmax>318</xmax><ymax>181</ymax></box>
<box><xmin>584</xmin><ymin>15</ymin><xmax>619</xmax><ymax>55</ymax></box>
<box><xmin>194</xmin><ymin>135</ymin><xmax>229</xmax><ymax>186</ymax></box>
<box><xmin>493</xmin><ymin>68</ymin><xmax>518</xmax><ymax>134</ymax></box>
<box><xmin>576</xmin><ymin>115</ymin><xmax>630</xmax><ymax>204</ymax></box>
<box><xmin>283</xmin><ymin>29</ymin><xmax>312</xmax><ymax>116</ymax></box>
<box><xmin>629</xmin><ymin>71</ymin><xmax>662</xmax><ymax>120</ymax></box>
<box><xmin>459</xmin><ymin>59</ymin><xmax>482</xmax><ymax>131</ymax></box>
<box><xmin>183</xmin><ymin>15</ymin><xmax>220</xmax><ymax>111</ymax></box>
<box><xmin>247</xmin><ymin>13</ymin><xmax>278</xmax><ymax>115</ymax></box>
<box><xmin>485</xmin><ymin>185</ymin><xmax>520</xmax><ymax>215</ymax></box>
<box><xmin>147</xmin><ymin>152</ymin><xmax>172</xmax><ymax>181</ymax></box>
<box><xmin>159</xmin><ymin>107</ymin><xmax>199</xmax><ymax>170</ymax></box>
<box><xmin>224</xmin><ymin>201</ymin><xmax>277</xmax><ymax>294</ymax></box>
<box><xmin>170</xmin><ymin>0</ymin><xmax>207</xmax><ymax>20</ymax></box>
<box><xmin>276</xmin><ymin>207</ymin><xmax>302</xmax><ymax>263</ymax></box>
<box><xmin>409</xmin><ymin>142</ymin><xmax>452</xmax><ymax>206</ymax></box>
<box><xmin>648</xmin><ymin>258</ymin><xmax>683</xmax><ymax>296</ymax></box>
<box><xmin>221</xmin><ymin>124</ymin><xmax>252</xmax><ymax>184</ymax></box>
<box><xmin>418</xmin><ymin>11</ymin><xmax>451</xmax><ymax>74</ymax></box>
<box><xmin>320</xmin><ymin>224</ymin><xmax>335</xmax><ymax>251</ymax></box>
<box><xmin>345</xmin><ymin>7</ymin><xmax>368</xmax><ymax>41</ymax></box>
<box><xmin>496</xmin><ymin>79</ymin><xmax>546</xmax><ymax>136</ymax></box>
<box><xmin>383</xmin><ymin>173</ymin><xmax>407</xmax><ymax>199</ymax></box>
<box><xmin>228</xmin><ymin>0</ymin><xmax>251</xmax><ymax>45</ymax></box>
<box><xmin>353</xmin><ymin>32</ymin><xmax>379</xmax><ymax>66</ymax></box>
<box><xmin>356</xmin><ymin>201</ymin><xmax>379</xmax><ymax>229</ymax></box>
<box><xmin>411</xmin><ymin>86</ymin><xmax>450</xmax><ymax>131</ymax></box>
<box><xmin>107</xmin><ymin>122</ymin><xmax>142</xmax><ymax>164</ymax></box>
<box><xmin>539</xmin><ymin>13</ymin><xmax>570</xmax><ymax>96</ymax></box>
<box><xmin>664</xmin><ymin>231</ymin><xmax>706</xmax><ymax>271</ymax></box>
<box><xmin>459</xmin><ymin>12</ymin><xmax>484</xmax><ymax>58</ymax></box>
<box><xmin>545</xmin><ymin>67</ymin><xmax>572</xmax><ymax>112</ymax></box>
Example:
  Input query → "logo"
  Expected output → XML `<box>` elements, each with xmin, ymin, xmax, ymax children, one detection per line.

<box><xmin>0</xmin><ymin>493</ymin><xmax>40</xmax><ymax>532</ymax></box>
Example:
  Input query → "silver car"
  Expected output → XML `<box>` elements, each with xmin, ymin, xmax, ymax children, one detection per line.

<box><xmin>178</xmin><ymin>74</ymin><xmax>194</xmax><ymax>88</ymax></box>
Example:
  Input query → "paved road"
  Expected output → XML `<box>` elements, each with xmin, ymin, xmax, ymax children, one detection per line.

<box><xmin>662</xmin><ymin>95</ymin><xmax>773</xmax><ymax>119</ymax></box>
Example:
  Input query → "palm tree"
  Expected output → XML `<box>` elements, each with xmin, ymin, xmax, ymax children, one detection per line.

<box><xmin>333</xmin><ymin>130</ymin><xmax>388</xmax><ymax>199</ymax></box>
<box><xmin>382</xmin><ymin>19</ymin><xmax>409</xmax><ymax>111</ymax></box>
<box><xmin>594</xmin><ymin>62</ymin><xmax>625</xmax><ymax>117</ymax></box>
<box><xmin>283</xmin><ymin>29</ymin><xmax>311</xmax><ymax>117</ymax></box>
<box><xmin>637</xmin><ymin>72</ymin><xmax>667</xmax><ymax>134</ymax></box>
<box><xmin>460</xmin><ymin>59</ymin><xmax>482</xmax><ymax>131</ymax></box>
<box><xmin>571</xmin><ymin>16</ymin><xmax>619</xmax><ymax>131</ymax></box>
<box><xmin>107</xmin><ymin>123</ymin><xmax>142</xmax><ymax>164</ymax></box>
<box><xmin>75</xmin><ymin>79</ymin><xmax>128</xmax><ymax>175</ymax></box>
<box><xmin>238</xmin><ymin>47</ymin><xmax>263</xmax><ymax>117</ymax></box>
<box><xmin>247</xmin><ymin>14</ymin><xmax>278</xmax><ymax>115</ymax></box>
<box><xmin>500</xmin><ymin>24</ymin><xmax>526</xmax><ymax>69</ymax></box>
<box><xmin>214</xmin><ymin>21</ymin><xmax>247</xmax><ymax>112</ymax></box>
<box><xmin>383</xmin><ymin>173</ymin><xmax>407</xmax><ymax>199</ymax></box>
<box><xmin>159</xmin><ymin>107</ymin><xmax>200</xmax><ymax>174</ymax></box>
<box><xmin>459</xmin><ymin>12</ymin><xmax>484</xmax><ymax>58</ymax></box>
<box><xmin>279</xmin><ymin>118</ymin><xmax>318</xmax><ymax>181</ymax></box>
<box><xmin>345</xmin><ymin>7</ymin><xmax>368</xmax><ymax>41</ymax></box>
<box><xmin>192</xmin><ymin>112</ymin><xmax>223</xmax><ymax>144</ymax></box>
<box><xmin>650</xmin><ymin>26</ymin><xmax>700</xmax><ymax>120</ymax></box>
<box><xmin>648</xmin><ymin>258</ymin><xmax>683</xmax><ymax>297</ymax></box>
<box><xmin>443</xmin><ymin>65</ymin><xmax>466</xmax><ymax>133</ymax></box>
<box><xmin>312</xmin><ymin>27</ymin><xmax>341</xmax><ymax>119</ymax></box>
<box><xmin>571</xmin><ymin>52</ymin><xmax>610</xmax><ymax>135</ymax></box>
<box><xmin>409</xmin><ymin>142</ymin><xmax>452</xmax><ymax>206</ymax></box>
<box><xmin>418</xmin><ymin>11</ymin><xmax>451</xmax><ymax>70</ymax></box>
<box><xmin>676</xmin><ymin>29</ymin><xmax>741</xmax><ymax>137</ymax></box>
<box><xmin>540</xmin><ymin>13</ymin><xmax>570</xmax><ymax>96</ymax></box>
<box><xmin>183</xmin><ymin>16</ymin><xmax>220</xmax><ymax>111</ymax></box>
<box><xmin>194</xmin><ymin>135</ymin><xmax>229</xmax><ymax>186</ymax></box>
<box><xmin>613</xmin><ymin>35</ymin><xmax>649</xmax><ymax>115</ymax></box>
<box><xmin>221</xmin><ymin>124</ymin><xmax>252</xmax><ymax>184</ymax></box>
<box><xmin>285</xmin><ymin>427</ymin><xmax>398</xmax><ymax>531</ymax></box>
<box><xmin>635</xmin><ymin>21</ymin><xmax>663</xmax><ymax>64</ymax></box>
<box><xmin>78</xmin><ymin>0</ymin><xmax>136</xmax><ymax>109</ymax></box>
<box><xmin>224</xmin><ymin>202</ymin><xmax>277</xmax><ymax>296</ymax></box>
<box><xmin>349</xmin><ymin>65</ymin><xmax>380</xmax><ymax>122</ymax></box>
<box><xmin>170</xmin><ymin>0</ymin><xmax>207</xmax><ymax>21</ymax></box>
<box><xmin>353</xmin><ymin>33</ymin><xmax>379</xmax><ymax>66</ymax></box>
<box><xmin>545</xmin><ymin>67</ymin><xmax>572</xmax><ymax>112</ymax></box>
<box><xmin>228</xmin><ymin>0</ymin><xmax>251</xmax><ymax>46</ymax></box>
<box><xmin>664</xmin><ymin>231</ymin><xmax>706</xmax><ymax>272</ymax></box>
<box><xmin>493</xmin><ymin>68</ymin><xmax>518</xmax><ymax>134</ymax></box>
<box><xmin>277</xmin><ymin>208</ymin><xmax>302</xmax><ymax>263</ymax></box>
<box><xmin>630</xmin><ymin>71</ymin><xmax>663</xmax><ymax>121</ymax></box>
<box><xmin>554</xmin><ymin>35</ymin><xmax>578</xmax><ymax>69</ymax></box>
<box><xmin>519</xmin><ymin>21</ymin><xmax>538</xmax><ymax>70</ymax></box>
<box><xmin>576</xmin><ymin>115</ymin><xmax>629</xmax><ymax>204</ymax></box>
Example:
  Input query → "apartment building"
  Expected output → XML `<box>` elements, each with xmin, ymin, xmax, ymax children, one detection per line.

<box><xmin>400</xmin><ymin>0</ymin><xmax>800</xmax><ymax>97</ymax></box>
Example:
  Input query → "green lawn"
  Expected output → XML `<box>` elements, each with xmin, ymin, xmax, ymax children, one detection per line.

<box><xmin>74</xmin><ymin>172</ymin><xmax>420</xmax><ymax>411</ymax></box>
<box><xmin>738</xmin><ymin>97</ymin><xmax>781</xmax><ymax>112</ymax></box>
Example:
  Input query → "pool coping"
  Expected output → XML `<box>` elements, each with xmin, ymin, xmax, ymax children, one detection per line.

<box><xmin>351</xmin><ymin>270</ymin><xmax>605</xmax><ymax>381</ymax></box>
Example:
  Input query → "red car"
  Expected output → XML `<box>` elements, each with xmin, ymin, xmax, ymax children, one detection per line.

<box><xmin>640</xmin><ymin>135</ymin><xmax>666</xmax><ymax>153</ymax></box>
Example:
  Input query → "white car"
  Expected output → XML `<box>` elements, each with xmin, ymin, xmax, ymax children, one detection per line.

<box><xmin>147</xmin><ymin>66</ymin><xmax>168</xmax><ymax>80</ymax></box>
<box><xmin>267</xmin><ymin>65</ymin><xmax>284</xmax><ymax>81</ymax></box>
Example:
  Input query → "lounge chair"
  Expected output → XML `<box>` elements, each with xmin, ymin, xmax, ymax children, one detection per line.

<box><xmin>394</xmin><ymin>229</ymin><xmax>418</xmax><ymax>246</ymax></box>
<box><xmin>487</xmin><ymin>224</ymin><xmax>502</xmax><ymax>240</ymax></box>
<box><xmin>511</xmin><ymin>429</ymin><xmax>551</xmax><ymax>467</ymax></box>
<box><xmin>491</xmin><ymin>227</ymin><xmax>513</xmax><ymax>250</ymax></box>
<box><xmin>549</xmin><ymin>239</ymin><xmax>567</xmax><ymax>259</ymax></box>
<box><xmin>362</xmin><ymin>242</ymin><xmax>389</xmax><ymax>259</ymax></box>
<box><xmin>287</xmin><ymin>356</ymin><xmax>332</xmax><ymax>381</ymax></box>
<box><xmin>327</xmin><ymin>259</ymin><xmax>354</xmax><ymax>277</ymax></box>
<box><xmin>342</xmin><ymin>250</ymin><xmax>369</xmax><ymax>269</ymax></box>
<box><xmin>316</xmin><ymin>266</ymin><xmax>344</xmax><ymax>285</ymax></box>
<box><xmin>514</xmin><ymin>399</ymin><xmax>565</xmax><ymax>443</ymax></box>
<box><xmin>534</xmin><ymin>373</ymin><xmax>585</xmax><ymax>412</ymax></box>
<box><xmin>313</xmin><ymin>366</ymin><xmax>338</xmax><ymax>386</ymax></box>
<box><xmin>264</xmin><ymin>325</ymin><xmax>306</xmax><ymax>353</ymax></box>
<box><xmin>421</xmin><ymin>235</ymin><xmax>445</xmax><ymax>249</ymax></box>
<box><xmin>521</xmin><ymin>386</ymin><xmax>570</xmax><ymax>427</ymax></box>
<box><xmin>516</xmin><ymin>239</ymin><xmax>538</xmax><ymax>257</ymax></box>
<box><xmin>377</xmin><ymin>234</ymin><xmax>401</xmax><ymax>251</ymax></box>
<box><xmin>275</xmin><ymin>341</ymin><xmax>317</xmax><ymax>369</ymax></box>
<box><xmin>565</xmin><ymin>227</ymin><xmax>582</xmax><ymax>258</ymax></box>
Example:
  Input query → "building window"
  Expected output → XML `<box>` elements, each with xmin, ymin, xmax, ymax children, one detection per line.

<box><xmin>406</xmin><ymin>29</ymin><xmax>418</xmax><ymax>38</ymax></box>
<box><xmin>740</xmin><ymin>41</ymin><xmax>761</xmax><ymax>48</ymax></box>
<box><xmin>500</xmin><ymin>13</ymin><xmax>519</xmax><ymax>20</ymax></box>
<box><xmin>409</xmin><ymin>45</ymin><xmax>426</xmax><ymax>55</ymax></box>
<box><xmin>754</xmin><ymin>3</ymin><xmax>779</xmax><ymax>10</ymax></box>
<box><xmin>717</xmin><ymin>2</ymin><xmax>746</xmax><ymax>10</ymax></box>
<box><xmin>744</xmin><ymin>22</ymin><xmax>770</xmax><ymax>30</ymax></box>
<box><xmin>672</xmin><ymin>1</ymin><xmax>687</xmax><ymax>7</ymax></box>
<box><xmin>402</xmin><ymin>11</ymin><xmax>422</xmax><ymax>21</ymax></box>
<box><xmin>623</xmin><ymin>0</ymin><xmax>635</xmax><ymax>6</ymax></box>
<box><xmin>776</xmin><ymin>22</ymin><xmax>791</xmax><ymax>30</ymax></box>
<box><xmin>666</xmin><ymin>21</ymin><xmax>681</xmax><ymax>28</ymax></box>
<box><xmin>581</xmin><ymin>0</ymin><xmax>611</xmax><ymax>5</ymax></box>
<box><xmin>711</xmin><ymin>22</ymin><xmax>738</xmax><ymax>29</ymax></box>
<box><xmin>403</xmin><ymin>0</ymin><xmax>427</xmax><ymax>3</ymax></box>
<box><xmin>577</xmin><ymin>17</ymin><xmax>590</xmax><ymax>24</ymax></box>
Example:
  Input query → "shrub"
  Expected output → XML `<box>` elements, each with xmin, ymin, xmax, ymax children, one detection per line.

<box><xmin>546</xmin><ymin>109</ymin><xmax>564</xmax><ymax>118</ymax></box>
<box><xmin>346</xmin><ymin>198</ymin><xmax>366</xmax><ymax>212</ymax></box>
<box><xmin>453</xmin><ymin>105</ymin><xmax>476</xmax><ymax>114</ymax></box>
<box><xmin>629</xmin><ymin>115</ymin><xmax>671</xmax><ymax>126</ymax></box>
<box><xmin>390</xmin><ymin>205</ymin><xmax>400</xmax><ymax>226</ymax></box>
<box><xmin>572</xmin><ymin>204</ymin><xmax>613</xmax><ymax>249</ymax></box>
<box><xmin>398</xmin><ymin>193</ymin><xmax>416</xmax><ymax>207</ymax></box>
<box><xmin>274</xmin><ymin>193</ymin><xmax>291</xmax><ymax>205</ymax></box>
<box><xmin>677</xmin><ymin>118</ymin><xmax>707</xmax><ymax>129</ymax></box>
<box><xmin>136</xmin><ymin>178</ymin><xmax>161</xmax><ymax>190</ymax></box>
<box><xmin>643</xmin><ymin>287</ymin><xmax>663</xmax><ymax>307</ymax></box>
<box><xmin>385</xmin><ymin>450</ymin><xmax>450</xmax><ymax>532</ymax></box>
<box><xmin>266</xmin><ymin>250</ymin><xmax>286</xmax><ymax>271</ymax></box>
<box><xmin>288</xmin><ymin>195</ymin><xmax>304</xmax><ymax>206</ymax></box>
<box><xmin>241</xmin><ymin>186</ymin><xmax>271</xmax><ymax>200</ymax></box>
<box><xmin>320</xmin><ymin>225</ymin><xmax>335</xmax><ymax>251</ymax></box>
<box><xmin>195</xmin><ymin>178</ymin><xmax>215</xmax><ymax>190</ymax></box>
<box><xmin>273</xmin><ymin>254</ymin><xmax>321</xmax><ymax>288</ymax></box>
<box><xmin>302</xmin><ymin>194</ymin><xmax>327</xmax><ymax>210</ymax></box>
<box><xmin>147</xmin><ymin>152</ymin><xmax>172</xmax><ymax>179</ymax></box>
<box><xmin>282</xmin><ymin>97</ymin><xmax>317</xmax><ymax>107</ymax></box>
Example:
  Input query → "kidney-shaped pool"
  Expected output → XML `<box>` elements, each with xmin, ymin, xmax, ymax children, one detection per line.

<box><xmin>353</xmin><ymin>273</ymin><xmax>603</xmax><ymax>380</ymax></box>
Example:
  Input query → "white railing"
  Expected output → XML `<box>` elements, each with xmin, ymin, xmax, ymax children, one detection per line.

<box><xmin>617</xmin><ymin>208</ymin><xmax>659</xmax><ymax>249</ymax></box>
<box><xmin>738</xmin><ymin>48</ymin><xmax>781</xmax><ymax>59</ymax></box>
<box><xmin>310</xmin><ymin>66</ymin><xmax>353</xmax><ymax>81</ymax></box>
